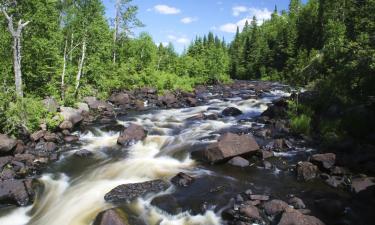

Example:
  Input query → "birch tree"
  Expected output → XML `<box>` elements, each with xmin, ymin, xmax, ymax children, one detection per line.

<box><xmin>1</xmin><ymin>5</ymin><xmax>29</xmax><ymax>98</ymax></box>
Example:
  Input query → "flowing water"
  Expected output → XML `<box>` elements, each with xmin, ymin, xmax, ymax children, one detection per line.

<box><xmin>0</xmin><ymin>84</ymin><xmax>367</xmax><ymax>225</ymax></box>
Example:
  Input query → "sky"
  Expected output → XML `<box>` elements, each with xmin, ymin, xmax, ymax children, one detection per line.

<box><xmin>103</xmin><ymin>0</ymin><xmax>304</xmax><ymax>53</ymax></box>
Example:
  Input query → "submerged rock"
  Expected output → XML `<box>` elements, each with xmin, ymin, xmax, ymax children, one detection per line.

<box><xmin>150</xmin><ymin>194</ymin><xmax>181</xmax><ymax>215</ymax></box>
<box><xmin>93</xmin><ymin>208</ymin><xmax>129</xmax><ymax>225</ymax></box>
<box><xmin>74</xmin><ymin>149</ymin><xmax>93</xmax><ymax>158</ymax></box>
<box><xmin>104</xmin><ymin>179</ymin><xmax>170</xmax><ymax>203</ymax></box>
<box><xmin>117</xmin><ymin>124</ymin><xmax>147</xmax><ymax>146</ymax></box>
<box><xmin>192</xmin><ymin>133</ymin><xmax>259</xmax><ymax>163</ymax></box>
<box><xmin>221</xmin><ymin>107</ymin><xmax>243</xmax><ymax>117</ymax></box>
<box><xmin>0</xmin><ymin>134</ymin><xmax>17</xmax><ymax>154</ymax></box>
<box><xmin>171</xmin><ymin>172</ymin><xmax>194</xmax><ymax>187</ymax></box>
<box><xmin>297</xmin><ymin>162</ymin><xmax>318</xmax><ymax>181</ymax></box>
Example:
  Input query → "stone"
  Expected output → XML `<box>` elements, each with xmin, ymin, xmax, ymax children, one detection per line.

<box><xmin>297</xmin><ymin>162</ymin><xmax>318</xmax><ymax>181</ymax></box>
<box><xmin>0</xmin><ymin>179</ymin><xmax>34</xmax><ymax>206</ymax></box>
<box><xmin>42</xmin><ymin>97</ymin><xmax>59</xmax><ymax>113</ymax></box>
<box><xmin>134</xmin><ymin>100</ymin><xmax>145</xmax><ymax>111</ymax></box>
<box><xmin>109</xmin><ymin>92</ymin><xmax>131</xmax><ymax>106</ymax></box>
<box><xmin>104</xmin><ymin>179</ymin><xmax>170</xmax><ymax>203</ymax></box>
<box><xmin>60</xmin><ymin>107</ymin><xmax>83</xmax><ymax>125</ymax></box>
<box><xmin>170</xmin><ymin>172</ymin><xmax>194</xmax><ymax>187</ymax></box>
<box><xmin>150</xmin><ymin>194</ymin><xmax>181</xmax><ymax>215</ymax></box>
<box><xmin>222</xmin><ymin>107</ymin><xmax>243</xmax><ymax>117</ymax></box>
<box><xmin>310</xmin><ymin>153</ymin><xmax>336</xmax><ymax>170</ymax></box>
<box><xmin>325</xmin><ymin>176</ymin><xmax>345</xmax><ymax>188</ymax></box>
<box><xmin>0</xmin><ymin>156</ymin><xmax>13</xmax><ymax>169</ymax></box>
<box><xmin>30</xmin><ymin>130</ymin><xmax>46</xmax><ymax>142</ymax></box>
<box><xmin>158</xmin><ymin>92</ymin><xmax>177</xmax><ymax>107</ymax></box>
<box><xmin>239</xmin><ymin>205</ymin><xmax>261</xmax><ymax>220</ymax></box>
<box><xmin>263</xmin><ymin>161</ymin><xmax>272</xmax><ymax>169</ymax></box>
<box><xmin>59</xmin><ymin>120</ymin><xmax>73</xmax><ymax>130</ymax></box>
<box><xmin>93</xmin><ymin>208</ymin><xmax>129</xmax><ymax>225</ymax></box>
<box><xmin>262</xmin><ymin>199</ymin><xmax>289</xmax><ymax>216</ymax></box>
<box><xmin>250</xmin><ymin>195</ymin><xmax>269</xmax><ymax>201</ymax></box>
<box><xmin>260</xmin><ymin>150</ymin><xmax>274</xmax><ymax>159</ymax></box>
<box><xmin>351</xmin><ymin>177</ymin><xmax>375</xmax><ymax>193</ymax></box>
<box><xmin>74</xmin><ymin>149</ymin><xmax>93</xmax><ymax>158</ymax></box>
<box><xmin>0</xmin><ymin>134</ymin><xmax>17</xmax><ymax>154</ymax></box>
<box><xmin>227</xmin><ymin>156</ymin><xmax>250</xmax><ymax>167</ymax></box>
<box><xmin>278</xmin><ymin>208</ymin><xmax>325</xmax><ymax>225</ymax></box>
<box><xmin>192</xmin><ymin>133</ymin><xmax>259</xmax><ymax>163</ymax></box>
<box><xmin>186</xmin><ymin>97</ymin><xmax>197</xmax><ymax>106</ymax></box>
<box><xmin>288</xmin><ymin>197</ymin><xmax>306</xmax><ymax>209</ymax></box>
<box><xmin>117</xmin><ymin>124</ymin><xmax>147</xmax><ymax>146</ymax></box>
<box><xmin>64</xmin><ymin>135</ymin><xmax>79</xmax><ymax>143</ymax></box>
<box><xmin>76</xmin><ymin>102</ymin><xmax>89</xmax><ymax>113</ymax></box>
<box><xmin>43</xmin><ymin>132</ymin><xmax>59</xmax><ymax>143</ymax></box>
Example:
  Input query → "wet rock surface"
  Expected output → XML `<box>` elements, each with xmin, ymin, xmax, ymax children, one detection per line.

<box><xmin>117</xmin><ymin>124</ymin><xmax>147</xmax><ymax>146</ymax></box>
<box><xmin>93</xmin><ymin>208</ymin><xmax>129</xmax><ymax>225</ymax></box>
<box><xmin>104</xmin><ymin>179</ymin><xmax>170</xmax><ymax>203</ymax></box>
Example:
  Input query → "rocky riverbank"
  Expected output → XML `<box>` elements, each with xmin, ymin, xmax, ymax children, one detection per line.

<box><xmin>1</xmin><ymin>80</ymin><xmax>374</xmax><ymax>225</ymax></box>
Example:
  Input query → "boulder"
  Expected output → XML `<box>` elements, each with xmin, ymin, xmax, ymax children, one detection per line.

<box><xmin>104</xmin><ymin>179</ymin><xmax>170</xmax><ymax>203</ymax></box>
<box><xmin>260</xmin><ymin>150</ymin><xmax>274</xmax><ymax>159</ymax></box>
<box><xmin>239</xmin><ymin>205</ymin><xmax>261</xmax><ymax>220</ymax></box>
<box><xmin>262</xmin><ymin>199</ymin><xmax>289</xmax><ymax>216</ymax></box>
<box><xmin>278</xmin><ymin>208</ymin><xmax>325</xmax><ymax>225</ymax></box>
<box><xmin>0</xmin><ymin>134</ymin><xmax>17</xmax><ymax>154</ymax></box>
<box><xmin>43</xmin><ymin>132</ymin><xmax>59</xmax><ymax>143</ymax></box>
<box><xmin>221</xmin><ymin>107</ymin><xmax>243</xmax><ymax>117</ymax></box>
<box><xmin>64</xmin><ymin>135</ymin><xmax>79</xmax><ymax>143</ymax></box>
<box><xmin>117</xmin><ymin>124</ymin><xmax>147</xmax><ymax>146</ymax></box>
<box><xmin>109</xmin><ymin>92</ymin><xmax>131</xmax><ymax>106</ymax></box>
<box><xmin>297</xmin><ymin>162</ymin><xmax>318</xmax><ymax>181</ymax></box>
<box><xmin>192</xmin><ymin>133</ymin><xmax>259</xmax><ymax>163</ymax></box>
<box><xmin>76</xmin><ymin>102</ymin><xmax>89</xmax><ymax>113</ymax></box>
<box><xmin>158</xmin><ymin>92</ymin><xmax>177</xmax><ymax>107</ymax></box>
<box><xmin>0</xmin><ymin>179</ymin><xmax>34</xmax><ymax>206</ymax></box>
<box><xmin>42</xmin><ymin>97</ymin><xmax>59</xmax><ymax>113</ymax></box>
<box><xmin>93</xmin><ymin>208</ymin><xmax>129</xmax><ymax>225</ymax></box>
<box><xmin>351</xmin><ymin>177</ymin><xmax>375</xmax><ymax>193</ymax></box>
<box><xmin>310</xmin><ymin>153</ymin><xmax>336</xmax><ymax>170</ymax></box>
<box><xmin>0</xmin><ymin>156</ymin><xmax>13</xmax><ymax>169</ymax></box>
<box><xmin>170</xmin><ymin>172</ymin><xmax>194</xmax><ymax>187</ymax></box>
<box><xmin>60</xmin><ymin>107</ymin><xmax>83</xmax><ymax>125</ymax></box>
<box><xmin>186</xmin><ymin>97</ymin><xmax>197</xmax><ymax>106</ymax></box>
<box><xmin>288</xmin><ymin>197</ymin><xmax>306</xmax><ymax>209</ymax></box>
<box><xmin>30</xmin><ymin>130</ymin><xmax>46</xmax><ymax>142</ymax></box>
<box><xmin>59</xmin><ymin>120</ymin><xmax>73</xmax><ymax>130</ymax></box>
<box><xmin>150</xmin><ymin>194</ymin><xmax>181</xmax><ymax>215</ymax></box>
<box><xmin>74</xmin><ymin>149</ymin><xmax>93</xmax><ymax>158</ymax></box>
<box><xmin>250</xmin><ymin>195</ymin><xmax>270</xmax><ymax>201</ymax></box>
<box><xmin>227</xmin><ymin>156</ymin><xmax>250</xmax><ymax>167</ymax></box>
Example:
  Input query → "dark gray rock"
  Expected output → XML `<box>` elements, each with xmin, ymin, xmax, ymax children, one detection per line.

<box><xmin>310</xmin><ymin>153</ymin><xmax>336</xmax><ymax>170</ymax></box>
<box><xmin>288</xmin><ymin>197</ymin><xmax>306</xmax><ymax>209</ymax></box>
<box><xmin>222</xmin><ymin>107</ymin><xmax>243</xmax><ymax>117</ymax></box>
<box><xmin>297</xmin><ymin>162</ymin><xmax>318</xmax><ymax>181</ymax></box>
<box><xmin>151</xmin><ymin>194</ymin><xmax>181</xmax><ymax>215</ymax></box>
<box><xmin>0</xmin><ymin>179</ymin><xmax>34</xmax><ymax>206</ymax></box>
<box><xmin>104</xmin><ymin>179</ymin><xmax>170</xmax><ymax>203</ymax></box>
<box><xmin>74</xmin><ymin>149</ymin><xmax>93</xmax><ymax>158</ymax></box>
<box><xmin>262</xmin><ymin>199</ymin><xmax>289</xmax><ymax>216</ymax></box>
<box><xmin>171</xmin><ymin>172</ymin><xmax>194</xmax><ymax>187</ymax></box>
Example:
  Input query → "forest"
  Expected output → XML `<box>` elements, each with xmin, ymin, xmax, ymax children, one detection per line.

<box><xmin>0</xmin><ymin>0</ymin><xmax>374</xmax><ymax>140</ymax></box>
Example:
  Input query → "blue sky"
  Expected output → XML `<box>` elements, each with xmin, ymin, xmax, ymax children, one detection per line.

<box><xmin>103</xmin><ymin>0</ymin><xmax>304</xmax><ymax>53</ymax></box>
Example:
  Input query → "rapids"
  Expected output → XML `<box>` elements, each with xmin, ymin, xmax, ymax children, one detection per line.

<box><xmin>1</xmin><ymin>83</ymin><xmax>323</xmax><ymax>225</ymax></box>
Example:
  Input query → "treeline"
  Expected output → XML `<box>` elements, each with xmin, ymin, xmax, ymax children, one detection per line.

<box><xmin>229</xmin><ymin>0</ymin><xmax>374</xmax><ymax>103</ymax></box>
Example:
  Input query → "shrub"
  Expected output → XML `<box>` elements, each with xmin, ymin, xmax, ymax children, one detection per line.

<box><xmin>290</xmin><ymin>114</ymin><xmax>311</xmax><ymax>135</ymax></box>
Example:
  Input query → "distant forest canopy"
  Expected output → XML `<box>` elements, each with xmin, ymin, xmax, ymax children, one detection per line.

<box><xmin>0</xmin><ymin>0</ymin><xmax>374</xmax><ymax>136</ymax></box>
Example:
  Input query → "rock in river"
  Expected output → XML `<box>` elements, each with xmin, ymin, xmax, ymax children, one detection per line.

<box><xmin>297</xmin><ymin>161</ymin><xmax>318</xmax><ymax>181</ymax></box>
<box><xmin>171</xmin><ymin>172</ymin><xmax>194</xmax><ymax>187</ymax></box>
<box><xmin>227</xmin><ymin>156</ymin><xmax>250</xmax><ymax>167</ymax></box>
<box><xmin>0</xmin><ymin>179</ymin><xmax>35</xmax><ymax>206</ymax></box>
<box><xmin>117</xmin><ymin>123</ymin><xmax>147</xmax><ymax>146</ymax></box>
<box><xmin>93</xmin><ymin>208</ymin><xmax>129</xmax><ymax>225</ymax></box>
<box><xmin>104</xmin><ymin>179</ymin><xmax>170</xmax><ymax>203</ymax></box>
<box><xmin>192</xmin><ymin>132</ymin><xmax>259</xmax><ymax>163</ymax></box>
<box><xmin>278</xmin><ymin>208</ymin><xmax>325</xmax><ymax>225</ymax></box>
<box><xmin>221</xmin><ymin>107</ymin><xmax>243</xmax><ymax>117</ymax></box>
<box><xmin>310</xmin><ymin>153</ymin><xmax>336</xmax><ymax>170</ymax></box>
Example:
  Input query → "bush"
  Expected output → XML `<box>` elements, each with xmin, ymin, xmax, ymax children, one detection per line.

<box><xmin>290</xmin><ymin>114</ymin><xmax>311</xmax><ymax>135</ymax></box>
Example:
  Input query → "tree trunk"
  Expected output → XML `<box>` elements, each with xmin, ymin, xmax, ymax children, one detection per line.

<box><xmin>2</xmin><ymin>9</ymin><xmax>29</xmax><ymax>98</ymax></box>
<box><xmin>61</xmin><ymin>39</ymin><xmax>68</xmax><ymax>100</ymax></box>
<box><xmin>113</xmin><ymin>0</ymin><xmax>120</xmax><ymax>64</ymax></box>
<box><xmin>75</xmin><ymin>37</ymin><xmax>86</xmax><ymax>95</ymax></box>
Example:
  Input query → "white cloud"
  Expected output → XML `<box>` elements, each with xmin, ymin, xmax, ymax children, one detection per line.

<box><xmin>219</xmin><ymin>7</ymin><xmax>272</xmax><ymax>33</ymax></box>
<box><xmin>181</xmin><ymin>17</ymin><xmax>198</xmax><ymax>24</ymax></box>
<box><xmin>160</xmin><ymin>42</ymin><xmax>169</xmax><ymax>46</ymax></box>
<box><xmin>153</xmin><ymin>5</ymin><xmax>181</xmax><ymax>15</ymax></box>
<box><xmin>167</xmin><ymin>35</ymin><xmax>177</xmax><ymax>40</ymax></box>
<box><xmin>177</xmin><ymin>37</ymin><xmax>190</xmax><ymax>44</ymax></box>
<box><xmin>232</xmin><ymin>6</ymin><xmax>247</xmax><ymax>16</ymax></box>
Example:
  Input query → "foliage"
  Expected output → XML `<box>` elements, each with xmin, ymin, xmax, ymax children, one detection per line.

<box><xmin>290</xmin><ymin>114</ymin><xmax>311</xmax><ymax>135</ymax></box>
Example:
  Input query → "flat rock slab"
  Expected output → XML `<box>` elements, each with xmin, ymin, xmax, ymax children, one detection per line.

<box><xmin>278</xmin><ymin>208</ymin><xmax>325</xmax><ymax>225</ymax></box>
<box><xmin>351</xmin><ymin>177</ymin><xmax>375</xmax><ymax>193</ymax></box>
<box><xmin>104</xmin><ymin>179</ymin><xmax>170</xmax><ymax>203</ymax></box>
<box><xmin>192</xmin><ymin>132</ymin><xmax>259</xmax><ymax>163</ymax></box>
